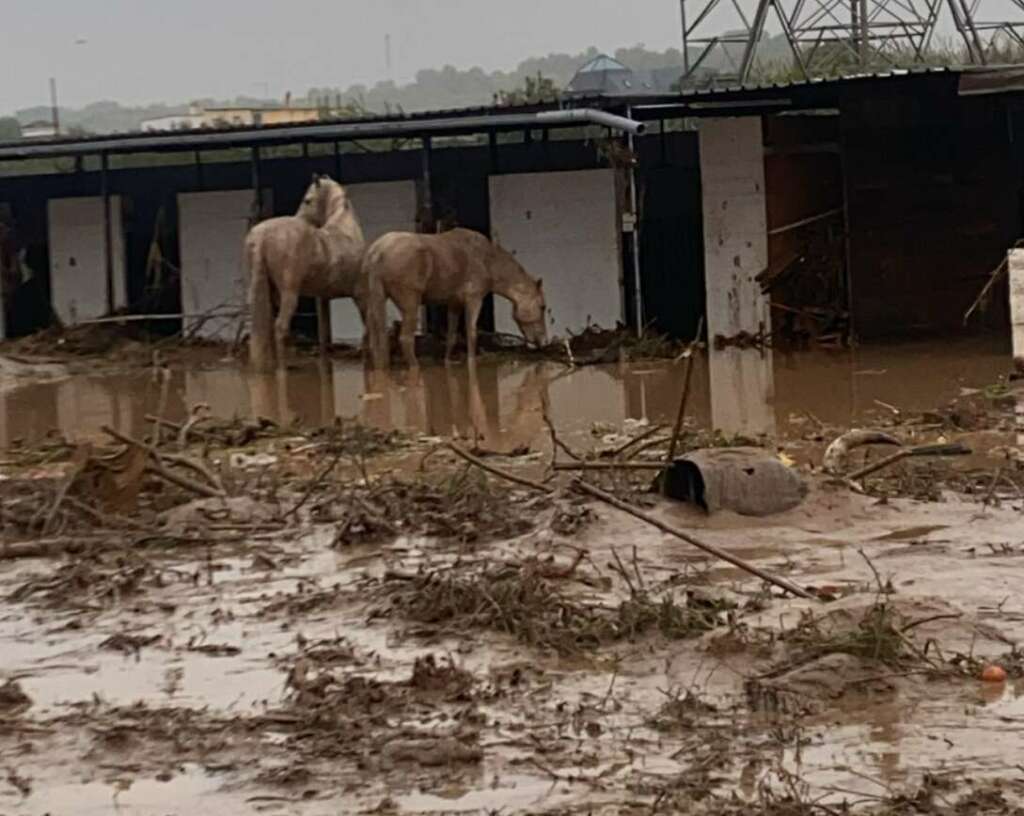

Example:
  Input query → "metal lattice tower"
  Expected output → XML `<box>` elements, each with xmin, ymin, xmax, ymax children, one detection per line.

<box><xmin>679</xmin><ymin>0</ymin><xmax>1024</xmax><ymax>84</ymax></box>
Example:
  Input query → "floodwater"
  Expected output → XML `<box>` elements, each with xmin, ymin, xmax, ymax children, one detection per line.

<box><xmin>3</xmin><ymin>335</ymin><xmax>1024</xmax><ymax>814</ymax></box>
<box><xmin>0</xmin><ymin>336</ymin><xmax>1012</xmax><ymax>453</ymax></box>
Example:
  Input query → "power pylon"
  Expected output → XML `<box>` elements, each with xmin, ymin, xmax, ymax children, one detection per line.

<box><xmin>678</xmin><ymin>0</ymin><xmax>1024</xmax><ymax>84</ymax></box>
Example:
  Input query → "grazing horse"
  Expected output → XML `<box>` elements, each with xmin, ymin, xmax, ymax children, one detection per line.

<box><xmin>362</xmin><ymin>227</ymin><xmax>547</xmax><ymax>369</ymax></box>
<box><xmin>246</xmin><ymin>174</ymin><xmax>365</xmax><ymax>370</ymax></box>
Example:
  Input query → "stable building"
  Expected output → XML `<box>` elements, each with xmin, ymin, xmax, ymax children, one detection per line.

<box><xmin>1</xmin><ymin>66</ymin><xmax>1023</xmax><ymax>353</ymax></box>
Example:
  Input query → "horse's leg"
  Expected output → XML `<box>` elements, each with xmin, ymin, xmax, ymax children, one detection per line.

<box><xmin>396</xmin><ymin>296</ymin><xmax>421</xmax><ymax>369</ymax></box>
<box><xmin>274</xmin><ymin>287</ymin><xmax>299</xmax><ymax>369</ymax></box>
<box><xmin>444</xmin><ymin>303</ymin><xmax>461</xmax><ymax>363</ymax></box>
<box><xmin>464</xmin><ymin>296</ymin><xmax>484</xmax><ymax>362</ymax></box>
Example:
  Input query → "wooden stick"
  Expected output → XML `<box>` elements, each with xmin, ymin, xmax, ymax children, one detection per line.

<box><xmin>848</xmin><ymin>443</ymin><xmax>971</xmax><ymax>482</ymax></box>
<box><xmin>553</xmin><ymin>461</ymin><xmax>665</xmax><ymax>471</ymax></box>
<box><xmin>448</xmin><ymin>442</ymin><xmax>554</xmax><ymax>494</ymax></box>
<box><xmin>662</xmin><ymin>315</ymin><xmax>704</xmax><ymax>493</ymax></box>
<box><xmin>573</xmin><ymin>479</ymin><xmax>817</xmax><ymax>600</ymax></box>
<box><xmin>604</xmin><ymin>423</ymin><xmax>665</xmax><ymax>459</ymax></box>
<box><xmin>145</xmin><ymin>414</ymin><xmax>219</xmax><ymax>442</ymax></box>
<box><xmin>42</xmin><ymin>460</ymin><xmax>86</xmax><ymax>535</ymax></box>
<box><xmin>963</xmin><ymin>243</ymin><xmax>1023</xmax><ymax>326</ymax></box>
<box><xmin>64</xmin><ymin>495</ymin><xmax>152</xmax><ymax>531</ymax></box>
<box><xmin>101</xmin><ymin>426</ymin><xmax>225</xmax><ymax>499</ymax></box>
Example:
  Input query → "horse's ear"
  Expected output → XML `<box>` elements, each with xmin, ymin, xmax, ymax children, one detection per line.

<box><xmin>536</xmin><ymin>278</ymin><xmax>543</xmax><ymax>292</ymax></box>
<box><xmin>311</xmin><ymin>172</ymin><xmax>321</xmax><ymax>186</ymax></box>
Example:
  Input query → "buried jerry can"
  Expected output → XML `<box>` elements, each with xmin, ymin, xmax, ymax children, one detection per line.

<box><xmin>657</xmin><ymin>447</ymin><xmax>807</xmax><ymax>517</ymax></box>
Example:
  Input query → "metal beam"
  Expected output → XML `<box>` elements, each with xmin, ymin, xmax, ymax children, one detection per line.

<box><xmin>0</xmin><ymin>109</ymin><xmax>645</xmax><ymax>162</ymax></box>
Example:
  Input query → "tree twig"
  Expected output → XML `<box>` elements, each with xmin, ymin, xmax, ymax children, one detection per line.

<box><xmin>283</xmin><ymin>450</ymin><xmax>344</xmax><ymax>519</ymax></box>
<box><xmin>662</xmin><ymin>316</ymin><xmax>704</xmax><ymax>493</ymax></box>
<box><xmin>553</xmin><ymin>461</ymin><xmax>666</xmax><ymax>471</ymax></box>
<box><xmin>848</xmin><ymin>443</ymin><xmax>971</xmax><ymax>481</ymax></box>
<box><xmin>604</xmin><ymin>423</ymin><xmax>665</xmax><ymax>459</ymax></box>
<box><xmin>101</xmin><ymin>425</ymin><xmax>224</xmax><ymax>499</ymax></box>
<box><xmin>573</xmin><ymin>479</ymin><xmax>817</xmax><ymax>600</ymax></box>
<box><xmin>447</xmin><ymin>442</ymin><xmax>554</xmax><ymax>494</ymax></box>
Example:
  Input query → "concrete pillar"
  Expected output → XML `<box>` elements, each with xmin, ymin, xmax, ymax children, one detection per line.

<box><xmin>1009</xmin><ymin>248</ymin><xmax>1024</xmax><ymax>367</ymax></box>
<box><xmin>699</xmin><ymin>116</ymin><xmax>775</xmax><ymax>437</ymax></box>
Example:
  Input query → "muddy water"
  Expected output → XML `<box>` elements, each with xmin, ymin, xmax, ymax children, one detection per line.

<box><xmin>2</xmin><ymin>337</ymin><xmax>1024</xmax><ymax>813</ymax></box>
<box><xmin>0</xmin><ymin>337</ymin><xmax>1012</xmax><ymax>451</ymax></box>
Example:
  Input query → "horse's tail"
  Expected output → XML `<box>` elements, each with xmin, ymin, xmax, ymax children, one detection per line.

<box><xmin>246</xmin><ymin>229</ymin><xmax>275</xmax><ymax>371</ymax></box>
<box><xmin>361</xmin><ymin>243</ymin><xmax>390</xmax><ymax>370</ymax></box>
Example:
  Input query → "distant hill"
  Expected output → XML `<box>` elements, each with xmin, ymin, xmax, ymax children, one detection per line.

<box><xmin>10</xmin><ymin>44</ymin><xmax>701</xmax><ymax>136</ymax></box>
<box><xmin>9</xmin><ymin>37</ymin><xmax>804</xmax><ymax>136</ymax></box>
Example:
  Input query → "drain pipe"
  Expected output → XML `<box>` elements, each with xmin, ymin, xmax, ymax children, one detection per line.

<box><xmin>536</xmin><ymin>109</ymin><xmax>646</xmax><ymax>135</ymax></box>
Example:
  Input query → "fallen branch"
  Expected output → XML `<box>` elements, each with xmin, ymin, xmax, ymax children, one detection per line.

<box><xmin>663</xmin><ymin>316</ymin><xmax>704</xmax><ymax>493</ymax></box>
<box><xmin>64</xmin><ymin>496</ymin><xmax>152</xmax><ymax>531</ymax></box>
<box><xmin>542</xmin><ymin>398</ymin><xmax>581</xmax><ymax>463</ymax></box>
<box><xmin>144</xmin><ymin>415</ymin><xmax>218</xmax><ymax>442</ymax></box>
<box><xmin>848</xmin><ymin>442</ymin><xmax>971</xmax><ymax>482</ymax></box>
<box><xmin>178</xmin><ymin>403</ymin><xmax>212</xmax><ymax>450</ymax></box>
<box><xmin>963</xmin><ymin>242</ymin><xmax>1023</xmax><ymax>326</ymax></box>
<box><xmin>573</xmin><ymin>479</ymin><xmax>817</xmax><ymax>600</ymax></box>
<box><xmin>42</xmin><ymin>458</ymin><xmax>87</xmax><ymax>535</ymax></box>
<box><xmin>101</xmin><ymin>425</ymin><xmax>225</xmax><ymax>499</ymax></box>
<box><xmin>282</xmin><ymin>450</ymin><xmax>344</xmax><ymax>519</ymax></box>
<box><xmin>0</xmin><ymin>534</ymin><xmax>118</xmax><ymax>561</ymax></box>
<box><xmin>447</xmin><ymin>442</ymin><xmax>554</xmax><ymax>494</ymax></box>
<box><xmin>553</xmin><ymin>461</ymin><xmax>665</xmax><ymax>471</ymax></box>
<box><xmin>603</xmin><ymin>423</ymin><xmax>665</xmax><ymax>459</ymax></box>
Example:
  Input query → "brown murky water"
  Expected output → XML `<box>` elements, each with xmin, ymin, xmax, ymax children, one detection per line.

<box><xmin>0</xmin><ymin>336</ymin><xmax>1011</xmax><ymax>451</ymax></box>
<box><xmin>2</xmin><ymin>336</ymin><xmax>1023</xmax><ymax>814</ymax></box>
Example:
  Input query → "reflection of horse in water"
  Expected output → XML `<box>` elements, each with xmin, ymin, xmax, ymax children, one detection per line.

<box><xmin>245</xmin><ymin>358</ymin><xmax>551</xmax><ymax>451</ymax></box>
<box><xmin>364</xmin><ymin>360</ymin><xmax>550</xmax><ymax>451</ymax></box>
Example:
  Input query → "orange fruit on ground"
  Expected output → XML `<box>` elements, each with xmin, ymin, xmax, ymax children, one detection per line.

<box><xmin>981</xmin><ymin>665</ymin><xmax>1008</xmax><ymax>683</ymax></box>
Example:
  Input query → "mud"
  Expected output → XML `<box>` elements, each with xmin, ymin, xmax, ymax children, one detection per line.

<box><xmin>2</xmin><ymin>335</ymin><xmax>1024</xmax><ymax>814</ymax></box>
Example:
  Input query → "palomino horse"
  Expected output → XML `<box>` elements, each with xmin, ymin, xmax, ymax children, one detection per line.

<box><xmin>246</xmin><ymin>174</ymin><xmax>365</xmax><ymax>370</ymax></box>
<box><xmin>362</xmin><ymin>227</ymin><xmax>547</xmax><ymax>369</ymax></box>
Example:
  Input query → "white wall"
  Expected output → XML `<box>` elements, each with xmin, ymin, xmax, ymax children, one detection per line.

<box><xmin>330</xmin><ymin>180</ymin><xmax>418</xmax><ymax>344</ymax></box>
<box><xmin>489</xmin><ymin>169</ymin><xmax>620</xmax><ymax>340</ymax></box>
<box><xmin>178</xmin><ymin>189</ymin><xmax>266</xmax><ymax>340</ymax></box>
<box><xmin>699</xmin><ymin>117</ymin><xmax>775</xmax><ymax>437</ymax></box>
<box><xmin>47</xmin><ymin>196</ymin><xmax>127</xmax><ymax>325</ymax></box>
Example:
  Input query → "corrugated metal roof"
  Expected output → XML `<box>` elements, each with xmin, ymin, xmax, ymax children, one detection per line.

<box><xmin>2</xmin><ymin>64</ymin><xmax>1021</xmax><ymax>161</ymax></box>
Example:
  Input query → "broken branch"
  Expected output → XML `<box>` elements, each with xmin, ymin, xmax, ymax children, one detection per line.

<box><xmin>447</xmin><ymin>442</ymin><xmax>554</xmax><ymax>494</ymax></box>
<box><xmin>848</xmin><ymin>443</ymin><xmax>971</xmax><ymax>482</ymax></box>
<box><xmin>572</xmin><ymin>479</ymin><xmax>817</xmax><ymax>601</ymax></box>
<box><xmin>101</xmin><ymin>425</ymin><xmax>225</xmax><ymax>499</ymax></box>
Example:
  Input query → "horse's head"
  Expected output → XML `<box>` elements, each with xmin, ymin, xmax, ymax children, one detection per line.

<box><xmin>509</xmin><ymin>269</ymin><xmax>548</xmax><ymax>348</ymax></box>
<box><xmin>492</xmin><ymin>242</ymin><xmax>547</xmax><ymax>347</ymax></box>
<box><xmin>514</xmin><ymin>277</ymin><xmax>547</xmax><ymax>347</ymax></box>
<box><xmin>297</xmin><ymin>173</ymin><xmax>351</xmax><ymax>227</ymax></box>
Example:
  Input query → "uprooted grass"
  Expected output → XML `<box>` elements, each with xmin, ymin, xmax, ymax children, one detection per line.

<box><xmin>646</xmin><ymin>772</ymin><xmax>1024</xmax><ymax>815</ymax></box>
<box><xmin>383</xmin><ymin>560</ymin><xmax>725</xmax><ymax>654</ymax></box>
<box><xmin>266</xmin><ymin>653</ymin><xmax>484</xmax><ymax>764</ymax></box>
<box><xmin>784</xmin><ymin>599</ymin><xmax>912</xmax><ymax>665</ymax></box>
<box><xmin>8</xmin><ymin>551</ymin><xmax>181</xmax><ymax>610</ymax></box>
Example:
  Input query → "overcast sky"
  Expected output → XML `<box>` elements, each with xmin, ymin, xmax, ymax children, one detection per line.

<box><xmin>4</xmin><ymin>0</ymin><xmax>1019</xmax><ymax>112</ymax></box>
<box><xmin>0</xmin><ymin>1</ymin><xmax>687</xmax><ymax>110</ymax></box>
